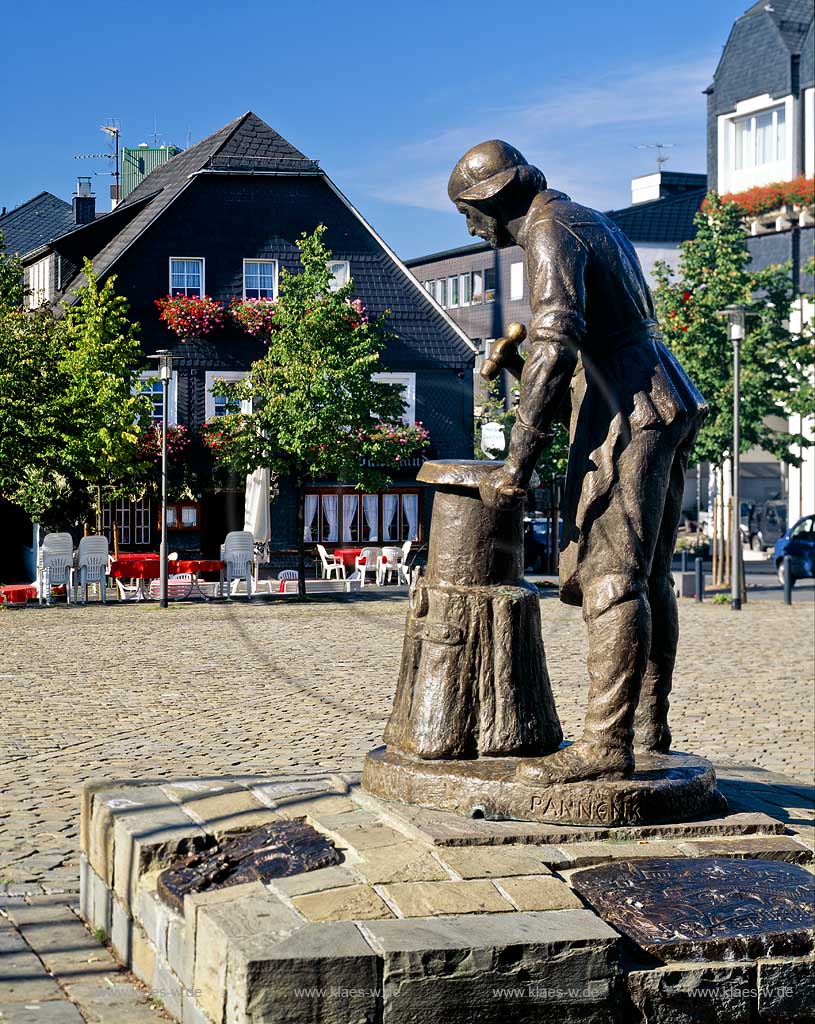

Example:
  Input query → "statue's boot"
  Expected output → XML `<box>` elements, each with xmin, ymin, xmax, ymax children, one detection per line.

<box><xmin>517</xmin><ymin>739</ymin><xmax>632</xmax><ymax>783</ymax></box>
<box><xmin>517</xmin><ymin>573</ymin><xmax>650</xmax><ymax>785</ymax></box>
<box><xmin>634</xmin><ymin>574</ymin><xmax>678</xmax><ymax>754</ymax></box>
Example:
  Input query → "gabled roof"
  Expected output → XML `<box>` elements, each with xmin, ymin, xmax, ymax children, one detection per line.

<box><xmin>0</xmin><ymin>192</ymin><xmax>74</xmax><ymax>257</ymax></box>
<box><xmin>59</xmin><ymin>112</ymin><xmax>321</xmax><ymax>297</ymax></box>
<box><xmin>744</xmin><ymin>0</ymin><xmax>813</xmax><ymax>52</ymax></box>
<box><xmin>606</xmin><ymin>188</ymin><xmax>706</xmax><ymax>244</ymax></box>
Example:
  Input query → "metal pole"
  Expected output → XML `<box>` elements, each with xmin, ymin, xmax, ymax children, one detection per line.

<box><xmin>783</xmin><ymin>555</ymin><xmax>793</xmax><ymax>605</ymax></box>
<box><xmin>160</xmin><ymin>376</ymin><xmax>169</xmax><ymax>609</ymax></box>
<box><xmin>681</xmin><ymin>549</ymin><xmax>688</xmax><ymax>574</ymax></box>
<box><xmin>695</xmin><ymin>557</ymin><xmax>704</xmax><ymax>602</ymax></box>
<box><xmin>731</xmin><ymin>324</ymin><xmax>742</xmax><ymax>611</ymax></box>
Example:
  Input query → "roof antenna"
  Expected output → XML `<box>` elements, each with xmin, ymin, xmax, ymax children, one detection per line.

<box><xmin>151</xmin><ymin>115</ymin><xmax>163</xmax><ymax>147</ymax></box>
<box><xmin>74</xmin><ymin>118</ymin><xmax>121</xmax><ymax>207</ymax></box>
<box><xmin>637</xmin><ymin>143</ymin><xmax>675</xmax><ymax>171</ymax></box>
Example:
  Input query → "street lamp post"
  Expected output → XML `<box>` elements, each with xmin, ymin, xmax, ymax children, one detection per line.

<box><xmin>720</xmin><ymin>306</ymin><xmax>746</xmax><ymax>611</ymax></box>
<box><xmin>148</xmin><ymin>350</ymin><xmax>173</xmax><ymax>609</ymax></box>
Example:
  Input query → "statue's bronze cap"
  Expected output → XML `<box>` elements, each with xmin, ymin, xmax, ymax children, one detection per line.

<box><xmin>448</xmin><ymin>140</ymin><xmax>528</xmax><ymax>203</ymax></box>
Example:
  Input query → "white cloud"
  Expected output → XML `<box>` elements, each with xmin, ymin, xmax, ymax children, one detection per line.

<box><xmin>363</xmin><ymin>53</ymin><xmax>715</xmax><ymax>214</ymax></box>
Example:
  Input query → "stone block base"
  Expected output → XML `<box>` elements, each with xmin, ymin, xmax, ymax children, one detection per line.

<box><xmin>78</xmin><ymin>769</ymin><xmax>813</xmax><ymax>1023</ymax></box>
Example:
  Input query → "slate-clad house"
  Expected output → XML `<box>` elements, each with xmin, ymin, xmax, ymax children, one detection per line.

<box><xmin>706</xmin><ymin>0</ymin><xmax>815</xmax><ymax>517</ymax></box>
<box><xmin>23</xmin><ymin>112</ymin><xmax>475</xmax><ymax>559</ymax></box>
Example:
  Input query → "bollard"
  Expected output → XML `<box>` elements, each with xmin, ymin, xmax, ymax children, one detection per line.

<box><xmin>695</xmin><ymin>557</ymin><xmax>704</xmax><ymax>602</ymax></box>
<box><xmin>784</xmin><ymin>555</ymin><xmax>793</xmax><ymax>605</ymax></box>
<box><xmin>681</xmin><ymin>550</ymin><xmax>688</xmax><ymax>573</ymax></box>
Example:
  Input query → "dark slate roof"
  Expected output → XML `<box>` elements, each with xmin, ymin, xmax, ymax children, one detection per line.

<box><xmin>404</xmin><ymin>241</ymin><xmax>490</xmax><ymax>267</ymax></box>
<box><xmin>801</xmin><ymin>18</ymin><xmax>814</xmax><ymax>87</ymax></box>
<box><xmin>745</xmin><ymin>0</ymin><xmax>813</xmax><ymax>52</ymax></box>
<box><xmin>0</xmin><ymin>192</ymin><xmax>74</xmax><ymax>257</ymax></box>
<box><xmin>606</xmin><ymin>188</ymin><xmax>706</xmax><ymax>244</ymax></box>
<box><xmin>59</xmin><ymin>112</ymin><xmax>320</xmax><ymax>298</ymax></box>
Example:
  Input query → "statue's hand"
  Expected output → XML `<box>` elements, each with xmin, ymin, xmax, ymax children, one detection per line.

<box><xmin>479</xmin><ymin>466</ymin><xmax>527</xmax><ymax>510</ymax></box>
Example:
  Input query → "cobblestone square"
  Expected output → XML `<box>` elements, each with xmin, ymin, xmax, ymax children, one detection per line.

<box><xmin>2</xmin><ymin>592</ymin><xmax>813</xmax><ymax>889</ymax></box>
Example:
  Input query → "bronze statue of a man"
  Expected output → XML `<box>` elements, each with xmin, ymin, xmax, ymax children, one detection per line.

<box><xmin>449</xmin><ymin>141</ymin><xmax>707</xmax><ymax>784</ymax></box>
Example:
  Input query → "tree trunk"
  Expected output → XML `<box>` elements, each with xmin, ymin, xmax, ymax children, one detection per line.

<box><xmin>295</xmin><ymin>474</ymin><xmax>307</xmax><ymax>601</ymax></box>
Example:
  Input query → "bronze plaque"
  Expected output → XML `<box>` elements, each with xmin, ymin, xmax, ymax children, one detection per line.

<box><xmin>157</xmin><ymin>819</ymin><xmax>341</xmax><ymax>912</ymax></box>
<box><xmin>571</xmin><ymin>858</ymin><xmax>815</xmax><ymax>961</ymax></box>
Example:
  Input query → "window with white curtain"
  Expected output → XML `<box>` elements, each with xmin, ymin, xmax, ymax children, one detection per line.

<box><xmin>382</xmin><ymin>493</ymin><xmax>400</xmax><ymax>542</ymax></box>
<box><xmin>303</xmin><ymin>495</ymin><xmax>319</xmax><ymax>541</ymax></box>
<box><xmin>327</xmin><ymin>261</ymin><xmax>350</xmax><ymax>292</ymax></box>
<box><xmin>733</xmin><ymin>105</ymin><xmax>785</xmax><ymax>170</ymax></box>
<box><xmin>362</xmin><ymin>494</ymin><xmax>379</xmax><ymax>542</ymax></box>
<box><xmin>304</xmin><ymin>490</ymin><xmax>420</xmax><ymax>543</ymax></box>
<box><xmin>321</xmin><ymin>494</ymin><xmax>339</xmax><ymax>542</ymax></box>
<box><xmin>402</xmin><ymin>493</ymin><xmax>419</xmax><ymax>541</ymax></box>
<box><xmin>342</xmin><ymin>494</ymin><xmax>359</xmax><ymax>542</ymax></box>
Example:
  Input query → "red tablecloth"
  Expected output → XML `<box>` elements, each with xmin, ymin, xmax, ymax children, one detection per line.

<box><xmin>333</xmin><ymin>548</ymin><xmax>363</xmax><ymax>567</ymax></box>
<box><xmin>0</xmin><ymin>585</ymin><xmax>37</xmax><ymax>606</ymax></box>
<box><xmin>109</xmin><ymin>558</ymin><xmax>225</xmax><ymax>579</ymax></box>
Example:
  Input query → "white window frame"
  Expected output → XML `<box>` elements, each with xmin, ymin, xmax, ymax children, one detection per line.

<box><xmin>447</xmin><ymin>275</ymin><xmax>459</xmax><ymax>307</ymax></box>
<box><xmin>27</xmin><ymin>257</ymin><xmax>50</xmax><ymax>308</ymax></box>
<box><xmin>138</xmin><ymin>371</ymin><xmax>178</xmax><ymax>426</ymax></box>
<box><xmin>242</xmin><ymin>259</ymin><xmax>278</xmax><ymax>300</ymax></box>
<box><xmin>510</xmin><ymin>262</ymin><xmax>524</xmax><ymax>301</ymax></box>
<box><xmin>204</xmin><ymin>370</ymin><xmax>251</xmax><ymax>420</ymax></box>
<box><xmin>169</xmin><ymin>257</ymin><xmax>205</xmax><ymax>297</ymax></box>
<box><xmin>372</xmin><ymin>371</ymin><xmax>416</xmax><ymax>425</ymax></box>
<box><xmin>459</xmin><ymin>272</ymin><xmax>472</xmax><ymax>306</ymax></box>
<box><xmin>327</xmin><ymin>260</ymin><xmax>350</xmax><ymax>292</ymax></box>
<box><xmin>717</xmin><ymin>93</ymin><xmax>795</xmax><ymax>194</ymax></box>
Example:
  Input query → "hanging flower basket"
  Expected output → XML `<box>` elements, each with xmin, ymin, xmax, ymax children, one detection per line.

<box><xmin>155</xmin><ymin>294</ymin><xmax>224</xmax><ymax>341</ymax></box>
<box><xmin>228</xmin><ymin>297</ymin><xmax>279</xmax><ymax>340</ymax></box>
<box><xmin>137</xmin><ymin>424</ymin><xmax>192</xmax><ymax>464</ymax></box>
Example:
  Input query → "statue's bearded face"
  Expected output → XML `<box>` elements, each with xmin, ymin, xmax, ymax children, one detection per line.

<box><xmin>455</xmin><ymin>201</ymin><xmax>512</xmax><ymax>249</ymax></box>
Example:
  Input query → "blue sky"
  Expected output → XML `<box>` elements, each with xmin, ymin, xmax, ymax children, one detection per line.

<box><xmin>1</xmin><ymin>0</ymin><xmax>746</xmax><ymax>259</ymax></box>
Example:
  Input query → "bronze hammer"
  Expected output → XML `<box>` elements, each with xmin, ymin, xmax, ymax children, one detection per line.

<box><xmin>480</xmin><ymin>322</ymin><xmax>526</xmax><ymax>382</ymax></box>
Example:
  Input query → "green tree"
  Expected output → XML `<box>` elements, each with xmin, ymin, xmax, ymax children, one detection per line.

<box><xmin>0</xmin><ymin>260</ymin><xmax>149</xmax><ymax>530</ymax></box>
<box><xmin>206</xmin><ymin>226</ymin><xmax>427</xmax><ymax>597</ymax></box>
<box><xmin>60</xmin><ymin>259</ymin><xmax>151</xmax><ymax>522</ymax></box>
<box><xmin>653</xmin><ymin>193</ymin><xmax>814</xmax><ymax>475</ymax></box>
<box><xmin>0</xmin><ymin>229</ymin><xmax>25</xmax><ymax>309</ymax></box>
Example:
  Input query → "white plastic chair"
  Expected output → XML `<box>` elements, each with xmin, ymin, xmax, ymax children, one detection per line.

<box><xmin>37</xmin><ymin>533</ymin><xmax>74</xmax><ymax>605</ymax></box>
<box><xmin>399</xmin><ymin>541</ymin><xmax>413</xmax><ymax>584</ymax></box>
<box><xmin>75</xmin><ymin>535</ymin><xmax>109</xmax><ymax>605</ymax></box>
<box><xmin>148</xmin><ymin>573</ymin><xmax>194</xmax><ymax>600</ymax></box>
<box><xmin>377</xmin><ymin>546</ymin><xmax>403</xmax><ymax>586</ymax></box>
<box><xmin>354</xmin><ymin>546</ymin><xmax>380</xmax><ymax>587</ymax></box>
<box><xmin>277</xmin><ymin>569</ymin><xmax>299</xmax><ymax>580</ymax></box>
<box><xmin>316</xmin><ymin>544</ymin><xmax>346</xmax><ymax>580</ymax></box>
<box><xmin>222</xmin><ymin>530</ymin><xmax>255</xmax><ymax>599</ymax></box>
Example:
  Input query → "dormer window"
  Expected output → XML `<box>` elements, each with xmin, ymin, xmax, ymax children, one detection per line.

<box><xmin>734</xmin><ymin>105</ymin><xmax>785</xmax><ymax>170</ymax></box>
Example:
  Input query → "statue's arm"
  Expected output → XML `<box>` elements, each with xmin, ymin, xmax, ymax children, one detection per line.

<box><xmin>503</xmin><ymin>222</ymin><xmax>585</xmax><ymax>488</ymax></box>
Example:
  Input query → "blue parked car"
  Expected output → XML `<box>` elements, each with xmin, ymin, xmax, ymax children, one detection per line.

<box><xmin>774</xmin><ymin>514</ymin><xmax>815</xmax><ymax>586</ymax></box>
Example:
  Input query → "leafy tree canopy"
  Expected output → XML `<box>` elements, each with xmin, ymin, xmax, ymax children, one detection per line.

<box><xmin>653</xmin><ymin>193</ymin><xmax>814</xmax><ymax>468</ymax></box>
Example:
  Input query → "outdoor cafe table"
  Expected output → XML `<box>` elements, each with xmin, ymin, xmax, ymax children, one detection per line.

<box><xmin>109</xmin><ymin>556</ymin><xmax>226</xmax><ymax>600</ymax></box>
<box><xmin>333</xmin><ymin>547</ymin><xmax>363</xmax><ymax>569</ymax></box>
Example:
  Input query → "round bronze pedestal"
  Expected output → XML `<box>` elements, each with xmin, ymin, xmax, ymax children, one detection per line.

<box><xmin>363</xmin><ymin>746</ymin><xmax>724</xmax><ymax>827</ymax></box>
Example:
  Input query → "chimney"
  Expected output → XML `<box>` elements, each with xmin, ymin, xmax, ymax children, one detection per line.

<box><xmin>73</xmin><ymin>177</ymin><xmax>96</xmax><ymax>224</ymax></box>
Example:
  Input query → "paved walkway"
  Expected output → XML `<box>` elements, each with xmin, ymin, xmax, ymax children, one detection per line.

<box><xmin>1</xmin><ymin>592</ymin><xmax>813</xmax><ymax>1020</ymax></box>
